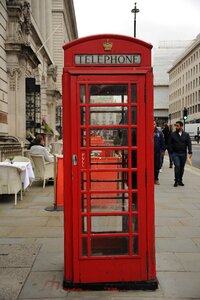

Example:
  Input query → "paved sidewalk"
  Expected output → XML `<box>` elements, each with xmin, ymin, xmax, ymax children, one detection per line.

<box><xmin>0</xmin><ymin>160</ymin><xmax>200</xmax><ymax>300</ymax></box>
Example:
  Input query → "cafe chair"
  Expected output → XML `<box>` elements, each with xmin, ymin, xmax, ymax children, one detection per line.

<box><xmin>0</xmin><ymin>165</ymin><xmax>23</xmax><ymax>205</ymax></box>
<box><xmin>51</xmin><ymin>141</ymin><xmax>63</xmax><ymax>155</ymax></box>
<box><xmin>30</xmin><ymin>155</ymin><xmax>54</xmax><ymax>188</ymax></box>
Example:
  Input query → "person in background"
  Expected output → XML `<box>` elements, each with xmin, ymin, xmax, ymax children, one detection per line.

<box><xmin>30</xmin><ymin>135</ymin><xmax>53</xmax><ymax>162</ymax></box>
<box><xmin>162</xmin><ymin>123</ymin><xmax>173</xmax><ymax>168</ymax></box>
<box><xmin>168</xmin><ymin>121</ymin><xmax>192</xmax><ymax>187</ymax></box>
<box><xmin>154</xmin><ymin>121</ymin><xmax>165</xmax><ymax>185</ymax></box>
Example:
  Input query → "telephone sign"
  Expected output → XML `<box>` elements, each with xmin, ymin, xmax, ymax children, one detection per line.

<box><xmin>74</xmin><ymin>54</ymin><xmax>141</xmax><ymax>65</ymax></box>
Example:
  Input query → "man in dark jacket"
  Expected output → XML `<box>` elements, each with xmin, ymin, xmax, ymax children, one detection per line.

<box><xmin>154</xmin><ymin>121</ymin><xmax>165</xmax><ymax>185</ymax></box>
<box><xmin>168</xmin><ymin>121</ymin><xmax>192</xmax><ymax>187</ymax></box>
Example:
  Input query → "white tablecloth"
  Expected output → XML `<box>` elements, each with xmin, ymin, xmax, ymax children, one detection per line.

<box><xmin>0</xmin><ymin>162</ymin><xmax>35</xmax><ymax>189</ymax></box>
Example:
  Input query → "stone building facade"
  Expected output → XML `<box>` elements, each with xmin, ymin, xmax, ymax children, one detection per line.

<box><xmin>153</xmin><ymin>40</ymin><xmax>192</xmax><ymax>126</ymax></box>
<box><xmin>168</xmin><ymin>34</ymin><xmax>200</xmax><ymax>125</ymax></box>
<box><xmin>0</xmin><ymin>0</ymin><xmax>77</xmax><ymax>141</ymax></box>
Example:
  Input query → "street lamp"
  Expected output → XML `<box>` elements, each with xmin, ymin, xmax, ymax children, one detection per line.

<box><xmin>131</xmin><ymin>2</ymin><xmax>140</xmax><ymax>38</ymax></box>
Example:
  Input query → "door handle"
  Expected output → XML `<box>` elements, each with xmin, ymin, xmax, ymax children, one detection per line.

<box><xmin>72</xmin><ymin>154</ymin><xmax>78</xmax><ymax>165</ymax></box>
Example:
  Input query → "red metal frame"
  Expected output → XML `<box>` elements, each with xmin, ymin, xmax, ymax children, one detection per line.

<box><xmin>62</xmin><ymin>34</ymin><xmax>156</xmax><ymax>289</ymax></box>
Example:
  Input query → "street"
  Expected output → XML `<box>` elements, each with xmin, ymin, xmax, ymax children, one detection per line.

<box><xmin>191</xmin><ymin>143</ymin><xmax>200</xmax><ymax>169</ymax></box>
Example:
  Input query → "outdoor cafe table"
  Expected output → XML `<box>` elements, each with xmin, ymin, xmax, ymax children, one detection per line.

<box><xmin>0</xmin><ymin>161</ymin><xmax>35</xmax><ymax>189</ymax></box>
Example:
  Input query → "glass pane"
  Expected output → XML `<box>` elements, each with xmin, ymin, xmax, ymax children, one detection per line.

<box><xmin>91</xmin><ymin>215</ymin><xmax>128</xmax><ymax>233</ymax></box>
<box><xmin>132</xmin><ymin>128</ymin><xmax>137</xmax><ymax>146</ymax></box>
<box><xmin>80</xmin><ymin>85</ymin><xmax>86</xmax><ymax>104</ymax></box>
<box><xmin>90</xmin><ymin>155</ymin><xmax>122</xmax><ymax>168</ymax></box>
<box><xmin>81</xmin><ymin>193</ymin><xmax>87</xmax><ymax>212</ymax></box>
<box><xmin>132</xmin><ymin>193</ymin><xmax>137</xmax><ymax>211</ymax></box>
<box><xmin>131</xmin><ymin>171</ymin><xmax>137</xmax><ymax>189</ymax></box>
<box><xmin>89</xmin><ymin>84</ymin><xmax>128</xmax><ymax>104</ymax></box>
<box><xmin>82</xmin><ymin>216</ymin><xmax>87</xmax><ymax>233</ymax></box>
<box><xmin>90</xmin><ymin>129</ymin><xmax>128</xmax><ymax>147</ymax></box>
<box><xmin>82</xmin><ymin>238</ymin><xmax>88</xmax><ymax>256</ymax></box>
<box><xmin>90</xmin><ymin>192</ymin><xmax>129</xmax><ymax>212</ymax></box>
<box><xmin>131</xmin><ymin>106</ymin><xmax>137</xmax><ymax>124</ymax></box>
<box><xmin>90</xmin><ymin>106</ymin><xmax>127</xmax><ymax>125</ymax></box>
<box><xmin>131</xmin><ymin>150</ymin><xmax>137</xmax><ymax>168</ymax></box>
<box><xmin>132</xmin><ymin>214</ymin><xmax>138</xmax><ymax>233</ymax></box>
<box><xmin>91</xmin><ymin>236</ymin><xmax>129</xmax><ymax>256</ymax></box>
<box><xmin>81</xmin><ymin>129</ymin><xmax>86</xmax><ymax>146</ymax></box>
<box><xmin>80</xmin><ymin>107</ymin><xmax>86</xmax><ymax>125</ymax></box>
<box><xmin>90</xmin><ymin>149</ymin><xmax>128</xmax><ymax>162</ymax></box>
<box><xmin>131</xmin><ymin>84</ymin><xmax>136</xmax><ymax>103</ymax></box>
<box><xmin>132</xmin><ymin>236</ymin><xmax>138</xmax><ymax>254</ymax></box>
<box><xmin>81</xmin><ymin>172</ymin><xmax>87</xmax><ymax>191</ymax></box>
<box><xmin>90</xmin><ymin>171</ymin><xmax>128</xmax><ymax>191</ymax></box>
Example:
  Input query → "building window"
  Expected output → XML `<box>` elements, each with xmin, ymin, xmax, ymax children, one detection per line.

<box><xmin>26</xmin><ymin>78</ymin><xmax>41</xmax><ymax>135</ymax></box>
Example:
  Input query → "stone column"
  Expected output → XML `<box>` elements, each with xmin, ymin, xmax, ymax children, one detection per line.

<box><xmin>40</xmin><ymin>0</ymin><xmax>46</xmax><ymax>41</ymax></box>
<box><xmin>31</xmin><ymin>0</ymin><xmax>40</xmax><ymax>28</ymax></box>
<box><xmin>45</xmin><ymin>0</ymin><xmax>53</xmax><ymax>56</ymax></box>
<box><xmin>7</xmin><ymin>65</ymin><xmax>26</xmax><ymax>137</ymax></box>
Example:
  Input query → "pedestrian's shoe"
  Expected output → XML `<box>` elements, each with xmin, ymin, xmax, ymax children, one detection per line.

<box><xmin>174</xmin><ymin>182</ymin><xmax>178</xmax><ymax>187</ymax></box>
<box><xmin>155</xmin><ymin>180</ymin><xmax>160</xmax><ymax>185</ymax></box>
<box><xmin>178</xmin><ymin>181</ymin><xmax>184</xmax><ymax>186</ymax></box>
<box><xmin>169</xmin><ymin>164</ymin><xmax>173</xmax><ymax>168</ymax></box>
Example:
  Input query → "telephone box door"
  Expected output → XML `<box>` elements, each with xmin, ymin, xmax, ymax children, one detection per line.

<box><xmin>71</xmin><ymin>74</ymin><xmax>148</xmax><ymax>283</ymax></box>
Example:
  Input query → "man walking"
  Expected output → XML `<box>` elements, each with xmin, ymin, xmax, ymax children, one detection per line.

<box><xmin>168</xmin><ymin>121</ymin><xmax>192</xmax><ymax>187</ymax></box>
<box><xmin>154</xmin><ymin>120</ymin><xmax>165</xmax><ymax>185</ymax></box>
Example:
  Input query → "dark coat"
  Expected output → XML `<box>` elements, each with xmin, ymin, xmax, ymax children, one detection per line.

<box><xmin>168</xmin><ymin>131</ymin><xmax>192</xmax><ymax>154</ymax></box>
<box><xmin>154</xmin><ymin>128</ymin><xmax>165</xmax><ymax>153</ymax></box>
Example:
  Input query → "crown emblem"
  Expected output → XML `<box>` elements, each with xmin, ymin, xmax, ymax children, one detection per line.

<box><xmin>103</xmin><ymin>40</ymin><xmax>113</xmax><ymax>51</ymax></box>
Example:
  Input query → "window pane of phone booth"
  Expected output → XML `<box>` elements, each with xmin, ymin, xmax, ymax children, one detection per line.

<box><xmin>82</xmin><ymin>216</ymin><xmax>87</xmax><ymax>233</ymax></box>
<box><xmin>91</xmin><ymin>215</ymin><xmax>129</xmax><ymax>233</ymax></box>
<box><xmin>89</xmin><ymin>84</ymin><xmax>128</xmax><ymax>104</ymax></box>
<box><xmin>81</xmin><ymin>172</ymin><xmax>87</xmax><ymax>191</ymax></box>
<box><xmin>132</xmin><ymin>193</ymin><xmax>138</xmax><ymax>211</ymax></box>
<box><xmin>80</xmin><ymin>107</ymin><xmax>86</xmax><ymax>125</ymax></box>
<box><xmin>81</xmin><ymin>193</ymin><xmax>87</xmax><ymax>212</ymax></box>
<box><xmin>132</xmin><ymin>236</ymin><xmax>138</xmax><ymax>254</ymax></box>
<box><xmin>132</xmin><ymin>128</ymin><xmax>137</xmax><ymax>146</ymax></box>
<box><xmin>90</xmin><ymin>171</ymin><xmax>128</xmax><ymax>191</ymax></box>
<box><xmin>90</xmin><ymin>129</ymin><xmax>128</xmax><ymax>147</ymax></box>
<box><xmin>131</xmin><ymin>84</ymin><xmax>137</xmax><ymax>103</ymax></box>
<box><xmin>90</xmin><ymin>107</ymin><xmax>128</xmax><ymax>125</ymax></box>
<box><xmin>91</xmin><ymin>236</ymin><xmax>129</xmax><ymax>256</ymax></box>
<box><xmin>90</xmin><ymin>149</ymin><xmax>129</xmax><ymax>163</ymax></box>
<box><xmin>80</xmin><ymin>84</ymin><xmax>86</xmax><ymax>104</ymax></box>
<box><xmin>131</xmin><ymin>106</ymin><xmax>137</xmax><ymax>124</ymax></box>
<box><xmin>90</xmin><ymin>192</ymin><xmax>129</xmax><ymax>212</ymax></box>
<box><xmin>131</xmin><ymin>171</ymin><xmax>137</xmax><ymax>189</ymax></box>
<box><xmin>132</xmin><ymin>214</ymin><xmax>138</xmax><ymax>233</ymax></box>
<box><xmin>131</xmin><ymin>150</ymin><xmax>137</xmax><ymax>167</ymax></box>
<box><xmin>81</xmin><ymin>129</ymin><xmax>86</xmax><ymax>146</ymax></box>
<box><xmin>90</xmin><ymin>153</ymin><xmax>127</xmax><ymax>168</ymax></box>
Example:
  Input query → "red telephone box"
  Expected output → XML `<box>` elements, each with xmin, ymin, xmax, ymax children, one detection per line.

<box><xmin>62</xmin><ymin>34</ymin><xmax>157</xmax><ymax>290</ymax></box>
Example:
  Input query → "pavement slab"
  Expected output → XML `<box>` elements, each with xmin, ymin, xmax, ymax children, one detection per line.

<box><xmin>156</xmin><ymin>237</ymin><xmax>200</xmax><ymax>253</ymax></box>
<box><xmin>18</xmin><ymin>271</ymin><xmax>68</xmax><ymax>299</ymax></box>
<box><xmin>0</xmin><ymin>268</ymin><xmax>30</xmax><ymax>300</ymax></box>
<box><xmin>0</xmin><ymin>243</ymin><xmax>41</xmax><ymax>267</ymax></box>
<box><xmin>157</xmin><ymin>271</ymin><xmax>200</xmax><ymax>298</ymax></box>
